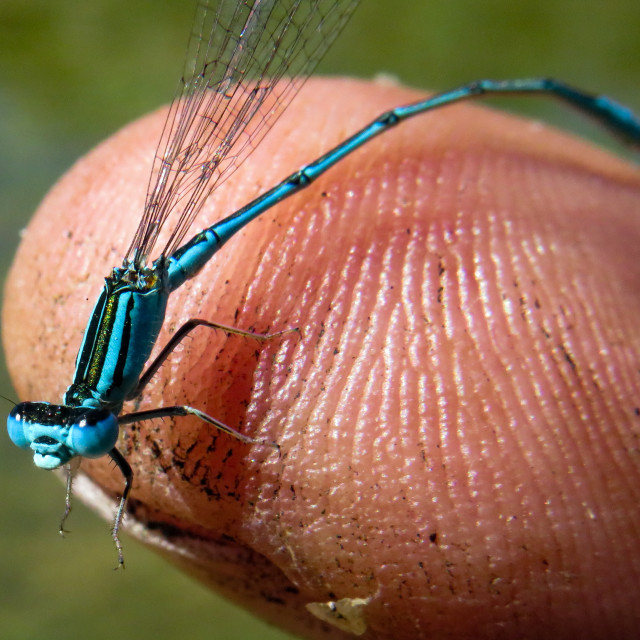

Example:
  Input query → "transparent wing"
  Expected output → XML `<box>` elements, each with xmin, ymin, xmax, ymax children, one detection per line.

<box><xmin>125</xmin><ymin>0</ymin><xmax>360</xmax><ymax>267</ymax></box>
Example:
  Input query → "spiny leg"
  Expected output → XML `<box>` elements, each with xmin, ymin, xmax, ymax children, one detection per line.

<box><xmin>129</xmin><ymin>318</ymin><xmax>298</xmax><ymax>399</ymax></box>
<box><xmin>59</xmin><ymin>465</ymin><xmax>74</xmax><ymax>535</ymax></box>
<box><xmin>119</xmin><ymin>404</ymin><xmax>280</xmax><ymax>453</ymax></box>
<box><xmin>112</xmin><ymin>405</ymin><xmax>279</xmax><ymax>553</ymax></box>
<box><xmin>108</xmin><ymin>447</ymin><xmax>133</xmax><ymax>569</ymax></box>
<box><xmin>59</xmin><ymin>457</ymin><xmax>81</xmax><ymax>536</ymax></box>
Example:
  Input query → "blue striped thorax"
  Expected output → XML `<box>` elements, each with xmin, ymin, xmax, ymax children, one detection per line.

<box><xmin>64</xmin><ymin>261</ymin><xmax>169</xmax><ymax>413</ymax></box>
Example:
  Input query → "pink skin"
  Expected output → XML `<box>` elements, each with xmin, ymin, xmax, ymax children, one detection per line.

<box><xmin>3</xmin><ymin>78</ymin><xmax>640</xmax><ymax>639</ymax></box>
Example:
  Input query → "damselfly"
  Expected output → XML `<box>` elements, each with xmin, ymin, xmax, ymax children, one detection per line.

<box><xmin>6</xmin><ymin>0</ymin><xmax>640</xmax><ymax>567</ymax></box>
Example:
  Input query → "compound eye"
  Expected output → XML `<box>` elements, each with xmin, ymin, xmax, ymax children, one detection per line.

<box><xmin>69</xmin><ymin>410</ymin><xmax>119</xmax><ymax>458</ymax></box>
<box><xmin>7</xmin><ymin>406</ymin><xmax>30</xmax><ymax>450</ymax></box>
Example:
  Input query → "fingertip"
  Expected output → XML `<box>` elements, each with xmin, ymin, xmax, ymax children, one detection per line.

<box><xmin>4</xmin><ymin>77</ymin><xmax>640</xmax><ymax>638</ymax></box>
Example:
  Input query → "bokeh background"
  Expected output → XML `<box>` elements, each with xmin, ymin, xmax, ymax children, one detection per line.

<box><xmin>0</xmin><ymin>1</ymin><xmax>638</xmax><ymax>638</ymax></box>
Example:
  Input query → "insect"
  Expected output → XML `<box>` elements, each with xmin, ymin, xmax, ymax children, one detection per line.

<box><xmin>6</xmin><ymin>0</ymin><xmax>640</xmax><ymax>567</ymax></box>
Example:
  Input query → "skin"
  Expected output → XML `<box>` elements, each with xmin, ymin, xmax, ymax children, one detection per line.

<box><xmin>3</xmin><ymin>78</ymin><xmax>640</xmax><ymax>639</ymax></box>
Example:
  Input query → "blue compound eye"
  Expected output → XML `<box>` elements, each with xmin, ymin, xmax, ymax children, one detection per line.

<box><xmin>69</xmin><ymin>410</ymin><xmax>119</xmax><ymax>458</ymax></box>
<box><xmin>7</xmin><ymin>405</ymin><xmax>30</xmax><ymax>450</ymax></box>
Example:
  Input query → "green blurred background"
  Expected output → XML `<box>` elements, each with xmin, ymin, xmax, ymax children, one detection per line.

<box><xmin>0</xmin><ymin>1</ymin><xmax>638</xmax><ymax>638</ymax></box>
